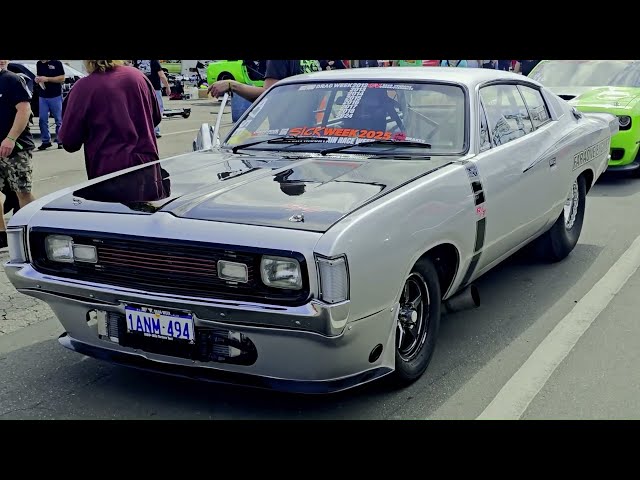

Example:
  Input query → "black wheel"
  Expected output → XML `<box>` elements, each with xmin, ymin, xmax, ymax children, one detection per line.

<box><xmin>391</xmin><ymin>257</ymin><xmax>441</xmax><ymax>386</ymax></box>
<box><xmin>182</xmin><ymin>111</ymin><xmax>191</xmax><ymax>118</ymax></box>
<box><xmin>218</xmin><ymin>72</ymin><xmax>234</xmax><ymax>81</ymax></box>
<box><xmin>535</xmin><ymin>175</ymin><xmax>586</xmax><ymax>262</ymax></box>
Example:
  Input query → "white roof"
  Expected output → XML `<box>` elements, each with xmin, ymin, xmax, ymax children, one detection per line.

<box><xmin>280</xmin><ymin>66</ymin><xmax>539</xmax><ymax>89</ymax></box>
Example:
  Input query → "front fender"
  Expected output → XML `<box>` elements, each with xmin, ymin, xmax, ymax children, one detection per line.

<box><xmin>314</xmin><ymin>164</ymin><xmax>478</xmax><ymax>320</ymax></box>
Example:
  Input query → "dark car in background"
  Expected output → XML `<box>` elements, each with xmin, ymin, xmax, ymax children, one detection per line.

<box><xmin>6</xmin><ymin>61</ymin><xmax>85</xmax><ymax>118</ymax></box>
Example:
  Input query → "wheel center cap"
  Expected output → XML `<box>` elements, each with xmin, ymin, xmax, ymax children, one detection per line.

<box><xmin>410</xmin><ymin>310</ymin><xmax>418</xmax><ymax>323</ymax></box>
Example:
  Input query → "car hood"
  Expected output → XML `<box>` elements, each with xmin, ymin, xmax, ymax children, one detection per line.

<box><xmin>561</xmin><ymin>86</ymin><xmax>640</xmax><ymax>109</ymax></box>
<box><xmin>42</xmin><ymin>150</ymin><xmax>458</xmax><ymax>232</ymax></box>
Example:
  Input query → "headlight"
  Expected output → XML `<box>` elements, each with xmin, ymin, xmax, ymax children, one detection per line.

<box><xmin>260</xmin><ymin>255</ymin><xmax>302</xmax><ymax>290</ymax></box>
<box><xmin>45</xmin><ymin>235</ymin><xmax>74</xmax><ymax>263</ymax></box>
<box><xmin>44</xmin><ymin>234</ymin><xmax>98</xmax><ymax>263</ymax></box>
<box><xmin>218</xmin><ymin>260</ymin><xmax>248</xmax><ymax>283</ymax></box>
<box><xmin>315</xmin><ymin>254</ymin><xmax>349</xmax><ymax>304</ymax></box>
<box><xmin>618</xmin><ymin>115</ymin><xmax>631</xmax><ymax>129</ymax></box>
<box><xmin>72</xmin><ymin>244</ymin><xmax>98</xmax><ymax>263</ymax></box>
<box><xmin>7</xmin><ymin>227</ymin><xmax>28</xmax><ymax>263</ymax></box>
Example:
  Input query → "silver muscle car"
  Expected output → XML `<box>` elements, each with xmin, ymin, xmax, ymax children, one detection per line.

<box><xmin>4</xmin><ymin>67</ymin><xmax>618</xmax><ymax>394</ymax></box>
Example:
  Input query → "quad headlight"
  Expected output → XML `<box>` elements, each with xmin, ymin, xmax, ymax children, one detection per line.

<box><xmin>217</xmin><ymin>260</ymin><xmax>249</xmax><ymax>283</ymax></box>
<box><xmin>45</xmin><ymin>235</ymin><xmax>97</xmax><ymax>263</ymax></box>
<box><xmin>260</xmin><ymin>255</ymin><xmax>303</xmax><ymax>290</ymax></box>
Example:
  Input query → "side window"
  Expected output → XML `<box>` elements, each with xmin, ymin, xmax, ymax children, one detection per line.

<box><xmin>479</xmin><ymin>100</ymin><xmax>491</xmax><ymax>151</ymax></box>
<box><xmin>479</xmin><ymin>84</ymin><xmax>535</xmax><ymax>147</ymax></box>
<box><xmin>518</xmin><ymin>85</ymin><xmax>551</xmax><ymax>129</ymax></box>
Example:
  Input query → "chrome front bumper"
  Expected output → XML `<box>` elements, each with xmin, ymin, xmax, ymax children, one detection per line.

<box><xmin>5</xmin><ymin>262</ymin><xmax>398</xmax><ymax>392</ymax></box>
<box><xmin>5</xmin><ymin>262</ymin><xmax>350</xmax><ymax>337</ymax></box>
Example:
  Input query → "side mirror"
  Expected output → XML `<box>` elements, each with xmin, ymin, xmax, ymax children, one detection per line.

<box><xmin>571</xmin><ymin>107</ymin><xmax>583</xmax><ymax>120</ymax></box>
<box><xmin>193</xmin><ymin>92</ymin><xmax>230</xmax><ymax>151</ymax></box>
<box><xmin>193</xmin><ymin>123</ymin><xmax>214</xmax><ymax>151</ymax></box>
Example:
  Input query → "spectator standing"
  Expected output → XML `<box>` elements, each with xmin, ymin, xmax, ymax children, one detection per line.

<box><xmin>58</xmin><ymin>60</ymin><xmax>162</xmax><ymax>184</ymax></box>
<box><xmin>133</xmin><ymin>60</ymin><xmax>171</xmax><ymax>138</ymax></box>
<box><xmin>207</xmin><ymin>60</ymin><xmax>322</xmax><ymax>102</ymax></box>
<box><xmin>440</xmin><ymin>60</ymin><xmax>468</xmax><ymax>67</ymax></box>
<box><xmin>0</xmin><ymin>59</ymin><xmax>36</xmax><ymax>249</ymax></box>
<box><xmin>230</xmin><ymin>60</ymin><xmax>266</xmax><ymax>123</ymax></box>
<box><xmin>35</xmin><ymin>60</ymin><xmax>65</xmax><ymax>150</ymax></box>
<box><xmin>354</xmin><ymin>60</ymin><xmax>379</xmax><ymax>68</ymax></box>
<box><xmin>480</xmin><ymin>60</ymin><xmax>497</xmax><ymax>69</ymax></box>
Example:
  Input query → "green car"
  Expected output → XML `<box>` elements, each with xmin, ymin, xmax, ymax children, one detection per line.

<box><xmin>160</xmin><ymin>61</ymin><xmax>182</xmax><ymax>74</ymax></box>
<box><xmin>528</xmin><ymin>60</ymin><xmax>640</xmax><ymax>172</ymax></box>
<box><xmin>206</xmin><ymin>60</ymin><xmax>265</xmax><ymax>87</ymax></box>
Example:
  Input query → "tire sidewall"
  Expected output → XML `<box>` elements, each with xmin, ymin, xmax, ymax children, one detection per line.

<box><xmin>552</xmin><ymin>175</ymin><xmax>587</xmax><ymax>253</ymax></box>
<box><xmin>393</xmin><ymin>257</ymin><xmax>442</xmax><ymax>383</ymax></box>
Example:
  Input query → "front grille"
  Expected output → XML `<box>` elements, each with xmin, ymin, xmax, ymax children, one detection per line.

<box><xmin>102</xmin><ymin>311</ymin><xmax>257</xmax><ymax>365</ymax></box>
<box><xmin>30</xmin><ymin>228</ymin><xmax>310</xmax><ymax>306</ymax></box>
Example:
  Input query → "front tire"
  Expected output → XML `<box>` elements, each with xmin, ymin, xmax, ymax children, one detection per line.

<box><xmin>536</xmin><ymin>175</ymin><xmax>586</xmax><ymax>262</ymax></box>
<box><xmin>391</xmin><ymin>257</ymin><xmax>442</xmax><ymax>386</ymax></box>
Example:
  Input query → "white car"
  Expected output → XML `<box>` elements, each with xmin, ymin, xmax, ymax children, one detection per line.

<box><xmin>5</xmin><ymin>67</ymin><xmax>618</xmax><ymax>394</ymax></box>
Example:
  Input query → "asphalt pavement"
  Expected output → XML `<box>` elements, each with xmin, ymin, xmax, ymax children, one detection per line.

<box><xmin>2</xmin><ymin>98</ymin><xmax>640</xmax><ymax>419</ymax></box>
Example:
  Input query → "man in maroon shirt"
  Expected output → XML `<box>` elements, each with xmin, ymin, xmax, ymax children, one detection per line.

<box><xmin>58</xmin><ymin>60</ymin><xmax>161</xmax><ymax>180</ymax></box>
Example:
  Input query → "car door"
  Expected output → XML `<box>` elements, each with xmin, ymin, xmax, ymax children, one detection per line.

<box><xmin>470</xmin><ymin>82</ymin><xmax>558</xmax><ymax>274</ymax></box>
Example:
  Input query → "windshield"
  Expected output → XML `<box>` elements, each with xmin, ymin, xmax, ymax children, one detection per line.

<box><xmin>608</xmin><ymin>62</ymin><xmax>640</xmax><ymax>87</ymax></box>
<box><xmin>224</xmin><ymin>81</ymin><xmax>467</xmax><ymax>155</ymax></box>
<box><xmin>529</xmin><ymin>60</ymin><xmax>636</xmax><ymax>87</ymax></box>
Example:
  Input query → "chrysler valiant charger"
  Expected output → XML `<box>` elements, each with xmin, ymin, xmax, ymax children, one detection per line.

<box><xmin>4</xmin><ymin>68</ymin><xmax>618</xmax><ymax>394</ymax></box>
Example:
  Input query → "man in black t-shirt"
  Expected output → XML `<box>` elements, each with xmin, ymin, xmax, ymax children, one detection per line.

<box><xmin>35</xmin><ymin>60</ymin><xmax>65</xmax><ymax>150</ymax></box>
<box><xmin>133</xmin><ymin>60</ymin><xmax>171</xmax><ymax>138</ymax></box>
<box><xmin>0</xmin><ymin>59</ymin><xmax>37</xmax><ymax>249</ymax></box>
<box><xmin>207</xmin><ymin>60</ymin><xmax>321</xmax><ymax>103</ymax></box>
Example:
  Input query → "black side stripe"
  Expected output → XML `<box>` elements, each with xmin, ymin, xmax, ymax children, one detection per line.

<box><xmin>471</xmin><ymin>180</ymin><xmax>485</xmax><ymax>204</ymax></box>
<box><xmin>460</xmin><ymin>161</ymin><xmax>487</xmax><ymax>286</ymax></box>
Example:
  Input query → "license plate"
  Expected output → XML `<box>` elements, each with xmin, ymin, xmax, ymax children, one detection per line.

<box><xmin>124</xmin><ymin>305</ymin><xmax>195</xmax><ymax>343</ymax></box>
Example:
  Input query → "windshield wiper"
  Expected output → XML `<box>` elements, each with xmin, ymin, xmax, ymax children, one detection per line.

<box><xmin>231</xmin><ymin>135</ymin><xmax>329</xmax><ymax>153</ymax></box>
<box><xmin>320</xmin><ymin>139</ymin><xmax>431</xmax><ymax>156</ymax></box>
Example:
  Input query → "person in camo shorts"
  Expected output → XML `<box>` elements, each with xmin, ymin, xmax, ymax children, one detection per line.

<box><xmin>0</xmin><ymin>59</ymin><xmax>36</xmax><ymax>250</ymax></box>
